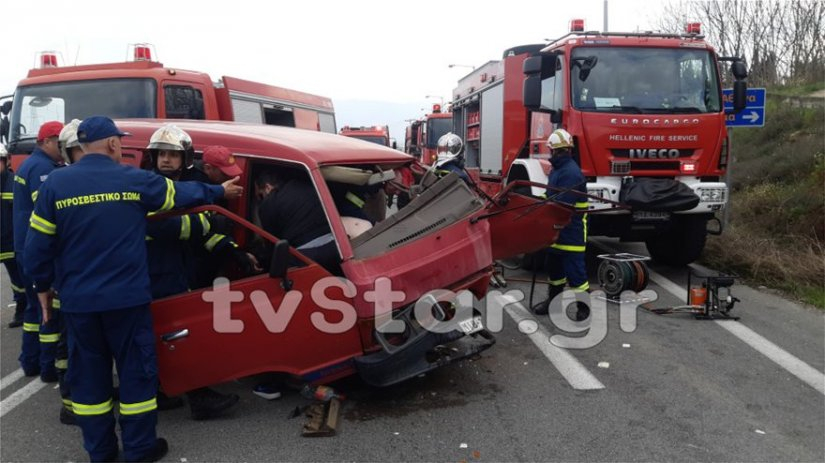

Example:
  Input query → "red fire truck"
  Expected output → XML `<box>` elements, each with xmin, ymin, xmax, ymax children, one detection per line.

<box><xmin>340</xmin><ymin>125</ymin><xmax>395</xmax><ymax>148</ymax></box>
<box><xmin>1</xmin><ymin>45</ymin><xmax>336</xmax><ymax>169</ymax></box>
<box><xmin>450</xmin><ymin>21</ymin><xmax>748</xmax><ymax>265</ymax></box>
<box><xmin>404</xmin><ymin>104</ymin><xmax>453</xmax><ymax>165</ymax></box>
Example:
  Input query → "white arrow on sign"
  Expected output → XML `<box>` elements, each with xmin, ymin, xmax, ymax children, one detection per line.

<box><xmin>743</xmin><ymin>111</ymin><xmax>760</xmax><ymax>123</ymax></box>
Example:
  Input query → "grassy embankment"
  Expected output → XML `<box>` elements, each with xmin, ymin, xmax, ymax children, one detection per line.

<box><xmin>701</xmin><ymin>84</ymin><xmax>825</xmax><ymax>309</ymax></box>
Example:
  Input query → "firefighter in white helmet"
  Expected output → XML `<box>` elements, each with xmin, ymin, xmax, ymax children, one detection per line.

<box><xmin>146</xmin><ymin>124</ymin><xmax>195</xmax><ymax>179</ymax></box>
<box><xmin>434</xmin><ymin>132</ymin><xmax>469</xmax><ymax>182</ymax></box>
<box><xmin>143</xmin><ymin>124</ymin><xmax>254</xmax><ymax>420</ymax></box>
<box><xmin>532</xmin><ymin>128</ymin><xmax>590</xmax><ymax>321</ymax></box>
<box><xmin>58</xmin><ymin>119</ymin><xmax>84</xmax><ymax>164</ymax></box>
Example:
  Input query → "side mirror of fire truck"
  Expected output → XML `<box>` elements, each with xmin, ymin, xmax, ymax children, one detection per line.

<box><xmin>731</xmin><ymin>60</ymin><xmax>748</xmax><ymax>80</ymax></box>
<box><xmin>523</xmin><ymin>54</ymin><xmax>560</xmax><ymax>122</ymax></box>
<box><xmin>731</xmin><ymin>61</ymin><xmax>748</xmax><ymax>112</ymax></box>
<box><xmin>269</xmin><ymin>239</ymin><xmax>293</xmax><ymax>291</ymax></box>
<box><xmin>0</xmin><ymin>100</ymin><xmax>11</xmax><ymax>116</ymax></box>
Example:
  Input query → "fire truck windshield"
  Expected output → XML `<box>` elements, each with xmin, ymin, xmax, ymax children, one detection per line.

<box><xmin>351</xmin><ymin>135</ymin><xmax>389</xmax><ymax>146</ymax></box>
<box><xmin>425</xmin><ymin>118</ymin><xmax>452</xmax><ymax>148</ymax></box>
<box><xmin>9</xmin><ymin>78</ymin><xmax>156</xmax><ymax>146</ymax></box>
<box><xmin>570</xmin><ymin>47</ymin><xmax>721</xmax><ymax>114</ymax></box>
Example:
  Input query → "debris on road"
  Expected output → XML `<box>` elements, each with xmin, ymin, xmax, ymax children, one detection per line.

<box><xmin>598</xmin><ymin>362</ymin><xmax>610</xmax><ymax>368</ymax></box>
<box><xmin>755</xmin><ymin>429</ymin><xmax>766</xmax><ymax>435</ymax></box>
<box><xmin>302</xmin><ymin>398</ymin><xmax>341</xmax><ymax>437</ymax></box>
<box><xmin>622</xmin><ymin>344</ymin><xmax>631</xmax><ymax>348</ymax></box>
<box><xmin>459</xmin><ymin>443</ymin><xmax>468</xmax><ymax>449</ymax></box>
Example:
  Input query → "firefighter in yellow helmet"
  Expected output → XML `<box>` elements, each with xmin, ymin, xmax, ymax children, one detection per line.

<box><xmin>532</xmin><ymin>129</ymin><xmax>590</xmax><ymax>320</ymax></box>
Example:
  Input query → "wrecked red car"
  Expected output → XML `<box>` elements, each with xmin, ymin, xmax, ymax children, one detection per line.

<box><xmin>115</xmin><ymin>120</ymin><xmax>573</xmax><ymax>394</ymax></box>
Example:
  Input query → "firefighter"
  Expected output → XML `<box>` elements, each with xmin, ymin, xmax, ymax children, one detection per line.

<box><xmin>532</xmin><ymin>129</ymin><xmax>590</xmax><ymax>321</ymax></box>
<box><xmin>1</xmin><ymin>143</ymin><xmax>27</xmax><ymax>328</ymax></box>
<box><xmin>434</xmin><ymin>132</ymin><xmax>469</xmax><ymax>183</ymax></box>
<box><xmin>145</xmin><ymin>126</ymin><xmax>253</xmax><ymax>420</ymax></box>
<box><xmin>12</xmin><ymin>120</ymin><xmax>63</xmax><ymax>381</ymax></box>
<box><xmin>54</xmin><ymin>119</ymin><xmax>84</xmax><ymax>426</ymax></box>
<box><xmin>23</xmin><ymin>116</ymin><xmax>242</xmax><ymax>462</ymax></box>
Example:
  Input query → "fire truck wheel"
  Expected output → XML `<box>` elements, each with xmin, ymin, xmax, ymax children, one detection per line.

<box><xmin>645</xmin><ymin>216</ymin><xmax>708</xmax><ymax>266</ymax></box>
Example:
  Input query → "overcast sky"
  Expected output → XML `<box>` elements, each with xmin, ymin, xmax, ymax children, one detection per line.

<box><xmin>1</xmin><ymin>0</ymin><xmax>667</xmax><ymax>142</ymax></box>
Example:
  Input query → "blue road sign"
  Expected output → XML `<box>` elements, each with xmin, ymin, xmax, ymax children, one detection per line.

<box><xmin>722</xmin><ymin>87</ymin><xmax>766</xmax><ymax>127</ymax></box>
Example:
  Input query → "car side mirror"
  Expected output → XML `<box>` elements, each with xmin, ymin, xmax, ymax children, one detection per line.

<box><xmin>0</xmin><ymin>101</ymin><xmax>11</xmax><ymax>116</ymax></box>
<box><xmin>269</xmin><ymin>240</ymin><xmax>293</xmax><ymax>290</ymax></box>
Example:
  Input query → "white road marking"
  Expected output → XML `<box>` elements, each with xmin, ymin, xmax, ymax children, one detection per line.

<box><xmin>594</xmin><ymin>240</ymin><xmax>825</xmax><ymax>396</ymax></box>
<box><xmin>715</xmin><ymin>320</ymin><xmax>825</xmax><ymax>395</ymax></box>
<box><xmin>0</xmin><ymin>378</ymin><xmax>48</xmax><ymax>417</ymax></box>
<box><xmin>0</xmin><ymin>369</ymin><xmax>25</xmax><ymax>392</ymax></box>
<box><xmin>499</xmin><ymin>295</ymin><xmax>605</xmax><ymax>390</ymax></box>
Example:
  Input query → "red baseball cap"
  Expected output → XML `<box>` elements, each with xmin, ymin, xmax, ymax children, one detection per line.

<box><xmin>202</xmin><ymin>145</ymin><xmax>242</xmax><ymax>177</ymax></box>
<box><xmin>37</xmin><ymin>121</ymin><xmax>64</xmax><ymax>142</ymax></box>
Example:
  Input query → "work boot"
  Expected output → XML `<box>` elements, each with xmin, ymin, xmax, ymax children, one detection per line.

<box><xmin>157</xmin><ymin>391</ymin><xmax>184</xmax><ymax>411</ymax></box>
<box><xmin>532</xmin><ymin>285</ymin><xmax>564</xmax><ymax>315</ymax></box>
<box><xmin>574</xmin><ymin>301</ymin><xmax>591</xmax><ymax>321</ymax></box>
<box><xmin>8</xmin><ymin>310</ymin><xmax>24</xmax><ymax>328</ymax></box>
<box><xmin>59</xmin><ymin>406</ymin><xmax>78</xmax><ymax>426</ymax></box>
<box><xmin>128</xmin><ymin>438</ymin><xmax>167</xmax><ymax>463</ymax></box>
<box><xmin>40</xmin><ymin>369</ymin><xmax>58</xmax><ymax>383</ymax></box>
<box><xmin>187</xmin><ymin>387</ymin><xmax>239</xmax><ymax>421</ymax></box>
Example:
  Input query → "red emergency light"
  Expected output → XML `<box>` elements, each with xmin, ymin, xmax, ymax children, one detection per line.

<box><xmin>38</xmin><ymin>51</ymin><xmax>58</xmax><ymax>68</ymax></box>
<box><xmin>432</xmin><ymin>104</ymin><xmax>442</xmax><ymax>114</ymax></box>
<box><xmin>134</xmin><ymin>44</ymin><xmax>153</xmax><ymax>61</ymax></box>
<box><xmin>570</xmin><ymin>19</ymin><xmax>585</xmax><ymax>32</ymax></box>
<box><xmin>680</xmin><ymin>161</ymin><xmax>697</xmax><ymax>174</ymax></box>
<box><xmin>685</xmin><ymin>22</ymin><xmax>701</xmax><ymax>35</ymax></box>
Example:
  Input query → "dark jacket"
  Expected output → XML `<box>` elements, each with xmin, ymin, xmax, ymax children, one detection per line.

<box><xmin>13</xmin><ymin>148</ymin><xmax>60</xmax><ymax>259</ymax></box>
<box><xmin>546</xmin><ymin>153</ymin><xmax>588</xmax><ymax>251</ymax></box>
<box><xmin>259</xmin><ymin>179</ymin><xmax>330</xmax><ymax>247</ymax></box>
<box><xmin>1</xmin><ymin>169</ymin><xmax>14</xmax><ymax>257</ymax></box>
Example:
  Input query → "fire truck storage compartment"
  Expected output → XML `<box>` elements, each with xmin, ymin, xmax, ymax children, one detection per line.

<box><xmin>350</xmin><ymin>173</ymin><xmax>484</xmax><ymax>259</ymax></box>
<box><xmin>479</xmin><ymin>83</ymin><xmax>503</xmax><ymax>174</ymax></box>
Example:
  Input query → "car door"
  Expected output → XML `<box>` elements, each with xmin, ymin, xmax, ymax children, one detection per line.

<box><xmin>150</xmin><ymin>206</ymin><xmax>364</xmax><ymax>396</ymax></box>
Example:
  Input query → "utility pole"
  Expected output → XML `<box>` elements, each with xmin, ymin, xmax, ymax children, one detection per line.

<box><xmin>603</xmin><ymin>0</ymin><xmax>608</xmax><ymax>32</ymax></box>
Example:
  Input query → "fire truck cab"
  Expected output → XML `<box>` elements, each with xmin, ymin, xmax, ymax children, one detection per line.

<box><xmin>340</xmin><ymin>125</ymin><xmax>395</xmax><ymax>148</ymax></box>
<box><xmin>404</xmin><ymin>104</ymin><xmax>453</xmax><ymax>166</ymax></box>
<box><xmin>451</xmin><ymin>22</ymin><xmax>748</xmax><ymax>265</ymax></box>
<box><xmin>3</xmin><ymin>46</ymin><xmax>336</xmax><ymax>168</ymax></box>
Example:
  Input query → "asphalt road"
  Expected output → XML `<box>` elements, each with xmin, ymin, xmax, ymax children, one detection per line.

<box><xmin>1</xmin><ymin>239</ymin><xmax>823</xmax><ymax>462</ymax></box>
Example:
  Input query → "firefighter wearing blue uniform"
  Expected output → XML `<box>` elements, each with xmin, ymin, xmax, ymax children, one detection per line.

<box><xmin>1</xmin><ymin>144</ymin><xmax>27</xmax><ymax>328</ymax></box>
<box><xmin>1</xmin><ymin>144</ymin><xmax>28</xmax><ymax>328</ymax></box>
<box><xmin>532</xmin><ymin>129</ymin><xmax>591</xmax><ymax>320</ymax></box>
<box><xmin>434</xmin><ymin>132</ymin><xmax>470</xmax><ymax>183</ymax></box>
<box><xmin>54</xmin><ymin>119</ymin><xmax>84</xmax><ymax>426</ymax></box>
<box><xmin>144</xmin><ymin>126</ymin><xmax>248</xmax><ymax>420</ymax></box>
<box><xmin>13</xmin><ymin>120</ymin><xmax>64</xmax><ymax>380</ymax></box>
<box><xmin>24</xmin><ymin>116</ymin><xmax>243</xmax><ymax>462</ymax></box>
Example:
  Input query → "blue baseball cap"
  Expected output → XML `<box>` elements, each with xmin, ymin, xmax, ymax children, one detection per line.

<box><xmin>77</xmin><ymin>116</ymin><xmax>131</xmax><ymax>143</ymax></box>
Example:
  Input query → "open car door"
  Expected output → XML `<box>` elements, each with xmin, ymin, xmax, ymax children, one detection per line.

<box><xmin>478</xmin><ymin>181</ymin><xmax>576</xmax><ymax>260</ymax></box>
<box><xmin>149</xmin><ymin>206</ymin><xmax>363</xmax><ymax>396</ymax></box>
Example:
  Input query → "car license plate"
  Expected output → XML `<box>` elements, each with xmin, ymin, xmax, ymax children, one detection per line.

<box><xmin>632</xmin><ymin>211</ymin><xmax>670</xmax><ymax>221</ymax></box>
<box><xmin>458</xmin><ymin>316</ymin><xmax>483</xmax><ymax>334</ymax></box>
